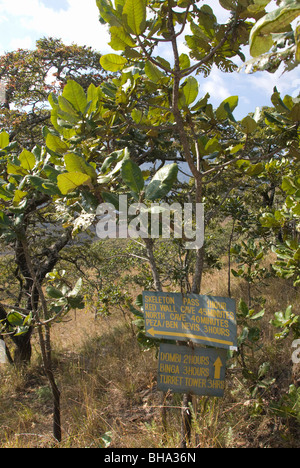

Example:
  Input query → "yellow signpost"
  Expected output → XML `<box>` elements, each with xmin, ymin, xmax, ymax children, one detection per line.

<box><xmin>143</xmin><ymin>291</ymin><xmax>237</xmax><ymax>350</ymax></box>
<box><xmin>142</xmin><ymin>291</ymin><xmax>238</xmax><ymax>398</ymax></box>
<box><xmin>157</xmin><ymin>343</ymin><xmax>227</xmax><ymax>397</ymax></box>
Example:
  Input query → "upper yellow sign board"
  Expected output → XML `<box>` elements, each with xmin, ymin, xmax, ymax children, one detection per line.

<box><xmin>143</xmin><ymin>291</ymin><xmax>237</xmax><ymax>350</ymax></box>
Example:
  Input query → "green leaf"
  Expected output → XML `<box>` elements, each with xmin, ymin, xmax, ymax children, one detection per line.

<box><xmin>291</xmin><ymin>103</ymin><xmax>300</xmax><ymax>122</ymax></box>
<box><xmin>144</xmin><ymin>61</ymin><xmax>165</xmax><ymax>83</ymax></box>
<box><xmin>239</xmin><ymin>299</ymin><xmax>249</xmax><ymax>317</ymax></box>
<box><xmin>7</xmin><ymin>162</ymin><xmax>28</xmax><ymax>176</ymax></box>
<box><xmin>121</xmin><ymin>159</ymin><xmax>144</xmax><ymax>194</ymax></box>
<box><xmin>67</xmin><ymin>295</ymin><xmax>85</xmax><ymax>310</ymax></box>
<box><xmin>62</xmin><ymin>80</ymin><xmax>88</xmax><ymax>114</ymax></box>
<box><xmin>109</xmin><ymin>26</ymin><xmax>136</xmax><ymax>50</ymax></box>
<box><xmin>57</xmin><ymin>172</ymin><xmax>92</xmax><ymax>195</ymax></box>
<box><xmin>145</xmin><ymin>164</ymin><xmax>178</xmax><ymax>201</ymax></box>
<box><xmin>68</xmin><ymin>278</ymin><xmax>83</xmax><ymax>297</ymax></box>
<box><xmin>179</xmin><ymin>53</ymin><xmax>190</xmax><ymax>70</ymax></box>
<box><xmin>0</xmin><ymin>131</ymin><xmax>9</xmax><ymax>149</ymax></box>
<box><xmin>46</xmin><ymin>133</ymin><xmax>69</xmax><ymax>155</ymax></box>
<box><xmin>241</xmin><ymin>116</ymin><xmax>257</xmax><ymax>134</ymax></box>
<box><xmin>7</xmin><ymin>312</ymin><xmax>24</xmax><ymax>327</ymax></box>
<box><xmin>46</xmin><ymin>286</ymin><xmax>64</xmax><ymax>299</ymax></box>
<box><xmin>19</xmin><ymin>149</ymin><xmax>36</xmax><ymax>171</ymax></box>
<box><xmin>123</xmin><ymin>0</ymin><xmax>146</xmax><ymax>35</ymax></box>
<box><xmin>64</xmin><ymin>153</ymin><xmax>97</xmax><ymax>181</ymax></box>
<box><xmin>100</xmin><ymin>54</ymin><xmax>127</xmax><ymax>71</ymax></box>
<box><xmin>29</xmin><ymin>176</ymin><xmax>62</xmax><ymax>196</ymax></box>
<box><xmin>183</xmin><ymin>76</ymin><xmax>199</xmax><ymax>107</ymax></box>
<box><xmin>102</xmin><ymin>192</ymin><xmax>121</xmax><ymax>210</ymax></box>
<box><xmin>216</xmin><ymin>96</ymin><xmax>239</xmax><ymax>120</ymax></box>
<box><xmin>58</xmin><ymin>96</ymin><xmax>78</xmax><ymax>116</ymax></box>
<box><xmin>282</xmin><ymin>177</ymin><xmax>297</xmax><ymax>194</ymax></box>
<box><xmin>87</xmin><ymin>83</ymin><xmax>100</xmax><ymax>113</ymax></box>
<box><xmin>250</xmin><ymin>2</ymin><xmax>300</xmax><ymax>57</ymax></box>
<box><xmin>0</xmin><ymin>185</ymin><xmax>14</xmax><ymax>201</ymax></box>
<box><xmin>0</xmin><ymin>211</ymin><xmax>12</xmax><ymax>229</ymax></box>
<box><xmin>219</xmin><ymin>0</ymin><xmax>236</xmax><ymax>10</ymax></box>
<box><xmin>13</xmin><ymin>190</ymin><xmax>28</xmax><ymax>207</ymax></box>
<box><xmin>96</xmin><ymin>0</ymin><xmax>123</xmax><ymax>27</ymax></box>
<box><xmin>131</xmin><ymin>108</ymin><xmax>146</xmax><ymax>124</ymax></box>
<box><xmin>250</xmin><ymin>309</ymin><xmax>265</xmax><ymax>320</ymax></box>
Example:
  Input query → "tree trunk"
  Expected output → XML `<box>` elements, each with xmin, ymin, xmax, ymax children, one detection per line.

<box><xmin>13</xmin><ymin>331</ymin><xmax>33</xmax><ymax>365</ymax></box>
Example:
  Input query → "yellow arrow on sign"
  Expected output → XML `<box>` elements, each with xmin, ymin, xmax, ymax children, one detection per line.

<box><xmin>146</xmin><ymin>328</ymin><xmax>233</xmax><ymax>347</ymax></box>
<box><xmin>213</xmin><ymin>357</ymin><xmax>223</xmax><ymax>380</ymax></box>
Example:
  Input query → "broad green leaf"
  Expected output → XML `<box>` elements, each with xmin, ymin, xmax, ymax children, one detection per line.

<box><xmin>291</xmin><ymin>103</ymin><xmax>300</xmax><ymax>122</ymax></box>
<box><xmin>241</xmin><ymin>116</ymin><xmax>257</xmax><ymax>134</ymax></box>
<box><xmin>7</xmin><ymin>162</ymin><xmax>28</xmax><ymax>176</ymax></box>
<box><xmin>246</xmin><ymin>163</ymin><xmax>264</xmax><ymax>176</ymax></box>
<box><xmin>282</xmin><ymin>177</ymin><xmax>297</xmax><ymax>194</ymax></box>
<box><xmin>46</xmin><ymin>286</ymin><xmax>64</xmax><ymax>299</ymax></box>
<box><xmin>64</xmin><ymin>153</ymin><xmax>97</xmax><ymax>181</ymax></box>
<box><xmin>62</xmin><ymin>80</ymin><xmax>88</xmax><ymax>114</ymax></box>
<box><xmin>219</xmin><ymin>0</ymin><xmax>236</xmax><ymax>11</ymax></box>
<box><xmin>295</xmin><ymin>24</ymin><xmax>300</xmax><ymax>62</ymax></box>
<box><xmin>102</xmin><ymin>192</ymin><xmax>121</xmax><ymax>210</ymax></box>
<box><xmin>96</xmin><ymin>0</ymin><xmax>123</xmax><ymax>27</ymax></box>
<box><xmin>271</xmin><ymin>88</ymin><xmax>291</xmax><ymax>116</ymax></box>
<box><xmin>250</xmin><ymin>309</ymin><xmax>265</xmax><ymax>321</ymax></box>
<box><xmin>109</xmin><ymin>25</ymin><xmax>136</xmax><ymax>50</ymax></box>
<box><xmin>145</xmin><ymin>164</ymin><xmax>178</xmax><ymax>201</ymax></box>
<box><xmin>29</xmin><ymin>176</ymin><xmax>61</xmax><ymax>196</ymax></box>
<box><xmin>19</xmin><ymin>149</ymin><xmax>36</xmax><ymax>171</ymax></box>
<box><xmin>0</xmin><ymin>211</ymin><xmax>11</xmax><ymax>229</ymax></box>
<box><xmin>131</xmin><ymin>108</ymin><xmax>146</xmax><ymax>124</ymax></box>
<box><xmin>179</xmin><ymin>53</ymin><xmax>190</xmax><ymax>70</ymax></box>
<box><xmin>101</xmin><ymin>153</ymin><xmax>119</xmax><ymax>174</ymax></box>
<box><xmin>13</xmin><ymin>190</ymin><xmax>28</xmax><ymax>207</ymax></box>
<box><xmin>68</xmin><ymin>278</ymin><xmax>83</xmax><ymax>297</ymax></box>
<box><xmin>183</xmin><ymin>77</ymin><xmax>199</xmax><ymax>107</ymax></box>
<box><xmin>121</xmin><ymin>159</ymin><xmax>144</xmax><ymax>194</ymax></box>
<box><xmin>0</xmin><ymin>185</ymin><xmax>14</xmax><ymax>201</ymax></box>
<box><xmin>46</xmin><ymin>133</ymin><xmax>69</xmax><ymax>154</ymax></box>
<box><xmin>144</xmin><ymin>61</ymin><xmax>165</xmax><ymax>83</ymax></box>
<box><xmin>100</xmin><ymin>54</ymin><xmax>127</xmax><ymax>71</ymax></box>
<box><xmin>57</xmin><ymin>172</ymin><xmax>92</xmax><ymax>195</ymax></box>
<box><xmin>0</xmin><ymin>131</ymin><xmax>9</xmax><ymax>149</ymax></box>
<box><xmin>7</xmin><ymin>312</ymin><xmax>24</xmax><ymax>327</ymax></box>
<box><xmin>239</xmin><ymin>299</ymin><xmax>249</xmax><ymax>317</ymax></box>
<box><xmin>58</xmin><ymin>96</ymin><xmax>79</xmax><ymax>119</ymax></box>
<box><xmin>67</xmin><ymin>295</ymin><xmax>85</xmax><ymax>310</ymax></box>
<box><xmin>250</xmin><ymin>2</ymin><xmax>300</xmax><ymax>57</ymax></box>
<box><xmin>123</xmin><ymin>0</ymin><xmax>146</xmax><ymax>35</ymax></box>
<box><xmin>216</xmin><ymin>96</ymin><xmax>238</xmax><ymax>120</ymax></box>
<box><xmin>87</xmin><ymin>83</ymin><xmax>100</xmax><ymax>113</ymax></box>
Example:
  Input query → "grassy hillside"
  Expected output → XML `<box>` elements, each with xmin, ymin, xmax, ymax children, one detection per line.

<box><xmin>0</xmin><ymin>251</ymin><xmax>299</xmax><ymax>448</ymax></box>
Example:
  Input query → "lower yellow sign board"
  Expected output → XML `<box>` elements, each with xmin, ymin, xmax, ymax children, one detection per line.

<box><xmin>158</xmin><ymin>343</ymin><xmax>227</xmax><ymax>397</ymax></box>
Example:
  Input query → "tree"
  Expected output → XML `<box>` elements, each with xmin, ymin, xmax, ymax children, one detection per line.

<box><xmin>93</xmin><ymin>0</ymin><xmax>283</xmax><ymax>446</ymax></box>
<box><xmin>0</xmin><ymin>38</ymin><xmax>105</xmax><ymax>149</ymax></box>
<box><xmin>0</xmin><ymin>130</ymin><xmax>86</xmax><ymax>441</ymax></box>
<box><xmin>0</xmin><ymin>38</ymin><xmax>108</xmax><ymax>361</ymax></box>
<box><xmin>246</xmin><ymin>0</ymin><xmax>300</xmax><ymax>74</ymax></box>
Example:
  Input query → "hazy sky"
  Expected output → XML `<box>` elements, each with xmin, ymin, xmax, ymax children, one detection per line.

<box><xmin>0</xmin><ymin>0</ymin><xmax>299</xmax><ymax>119</ymax></box>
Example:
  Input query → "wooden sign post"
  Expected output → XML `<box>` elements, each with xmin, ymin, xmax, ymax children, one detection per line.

<box><xmin>142</xmin><ymin>291</ymin><xmax>238</xmax><ymax>445</ymax></box>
